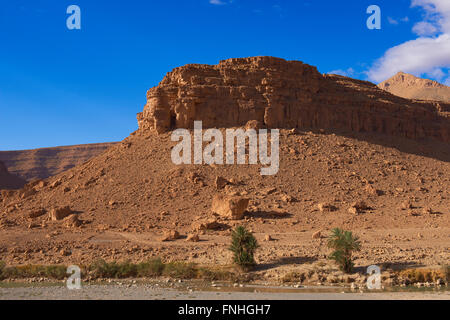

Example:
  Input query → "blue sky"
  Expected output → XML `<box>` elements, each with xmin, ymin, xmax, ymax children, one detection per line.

<box><xmin>1</xmin><ymin>0</ymin><xmax>449</xmax><ymax>150</ymax></box>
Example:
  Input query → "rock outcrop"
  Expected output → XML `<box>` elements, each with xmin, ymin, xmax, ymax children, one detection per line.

<box><xmin>137</xmin><ymin>56</ymin><xmax>450</xmax><ymax>142</ymax></box>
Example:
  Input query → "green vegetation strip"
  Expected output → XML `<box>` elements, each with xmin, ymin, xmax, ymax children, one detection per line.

<box><xmin>0</xmin><ymin>259</ymin><xmax>238</xmax><ymax>282</ymax></box>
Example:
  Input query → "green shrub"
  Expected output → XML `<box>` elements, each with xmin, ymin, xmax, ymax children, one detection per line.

<box><xmin>229</xmin><ymin>226</ymin><xmax>259</xmax><ymax>270</ymax></box>
<box><xmin>327</xmin><ymin>228</ymin><xmax>361</xmax><ymax>273</ymax></box>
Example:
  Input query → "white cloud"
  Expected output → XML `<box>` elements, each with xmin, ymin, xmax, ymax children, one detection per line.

<box><xmin>327</xmin><ymin>68</ymin><xmax>356</xmax><ymax>77</ymax></box>
<box><xmin>412</xmin><ymin>21</ymin><xmax>438</xmax><ymax>35</ymax></box>
<box><xmin>388</xmin><ymin>17</ymin><xmax>399</xmax><ymax>25</ymax></box>
<box><xmin>367</xmin><ymin>0</ymin><xmax>450</xmax><ymax>83</ymax></box>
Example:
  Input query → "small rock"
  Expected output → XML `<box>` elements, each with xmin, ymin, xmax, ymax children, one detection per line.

<box><xmin>312</xmin><ymin>231</ymin><xmax>321</xmax><ymax>239</ymax></box>
<box><xmin>318</xmin><ymin>203</ymin><xmax>336</xmax><ymax>212</ymax></box>
<box><xmin>215</xmin><ymin>176</ymin><xmax>229</xmax><ymax>190</ymax></box>
<box><xmin>186</xmin><ymin>234</ymin><xmax>200</xmax><ymax>242</ymax></box>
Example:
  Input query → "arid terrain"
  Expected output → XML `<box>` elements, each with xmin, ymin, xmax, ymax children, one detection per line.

<box><xmin>0</xmin><ymin>57</ymin><xmax>448</xmax><ymax>288</ymax></box>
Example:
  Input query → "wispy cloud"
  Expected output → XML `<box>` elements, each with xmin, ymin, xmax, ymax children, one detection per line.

<box><xmin>209</xmin><ymin>0</ymin><xmax>229</xmax><ymax>5</ymax></box>
<box><xmin>367</xmin><ymin>0</ymin><xmax>450</xmax><ymax>84</ymax></box>
<box><xmin>388</xmin><ymin>16</ymin><xmax>409</xmax><ymax>25</ymax></box>
<box><xmin>327</xmin><ymin>68</ymin><xmax>356</xmax><ymax>77</ymax></box>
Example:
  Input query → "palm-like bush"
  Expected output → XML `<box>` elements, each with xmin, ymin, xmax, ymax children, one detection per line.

<box><xmin>229</xmin><ymin>226</ymin><xmax>259</xmax><ymax>269</ymax></box>
<box><xmin>327</xmin><ymin>228</ymin><xmax>361</xmax><ymax>273</ymax></box>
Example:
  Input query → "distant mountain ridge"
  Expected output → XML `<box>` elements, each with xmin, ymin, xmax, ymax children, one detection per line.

<box><xmin>378</xmin><ymin>72</ymin><xmax>450</xmax><ymax>103</ymax></box>
<box><xmin>0</xmin><ymin>142</ymin><xmax>117</xmax><ymax>187</ymax></box>
<box><xmin>0</xmin><ymin>160</ymin><xmax>26</xmax><ymax>190</ymax></box>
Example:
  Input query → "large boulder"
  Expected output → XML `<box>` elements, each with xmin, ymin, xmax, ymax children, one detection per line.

<box><xmin>49</xmin><ymin>206</ymin><xmax>73</xmax><ymax>221</ymax></box>
<box><xmin>211</xmin><ymin>194</ymin><xmax>249</xmax><ymax>220</ymax></box>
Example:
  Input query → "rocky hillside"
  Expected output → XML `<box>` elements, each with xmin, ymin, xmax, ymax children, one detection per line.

<box><xmin>139</xmin><ymin>57</ymin><xmax>450</xmax><ymax>142</ymax></box>
<box><xmin>0</xmin><ymin>143</ymin><xmax>117</xmax><ymax>184</ymax></box>
<box><xmin>0</xmin><ymin>57</ymin><xmax>448</xmax><ymax>269</ymax></box>
<box><xmin>378</xmin><ymin>72</ymin><xmax>450</xmax><ymax>104</ymax></box>
<box><xmin>0</xmin><ymin>161</ymin><xmax>26</xmax><ymax>190</ymax></box>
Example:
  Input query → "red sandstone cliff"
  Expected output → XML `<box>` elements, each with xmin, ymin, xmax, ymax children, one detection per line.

<box><xmin>137</xmin><ymin>57</ymin><xmax>450</xmax><ymax>143</ymax></box>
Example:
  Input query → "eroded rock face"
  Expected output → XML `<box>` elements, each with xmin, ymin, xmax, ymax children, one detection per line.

<box><xmin>137</xmin><ymin>56</ymin><xmax>450</xmax><ymax>142</ymax></box>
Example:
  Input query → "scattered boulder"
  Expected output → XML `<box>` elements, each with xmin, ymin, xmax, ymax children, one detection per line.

<box><xmin>50</xmin><ymin>180</ymin><xmax>62</xmax><ymax>189</ymax></box>
<box><xmin>211</xmin><ymin>194</ymin><xmax>249</xmax><ymax>220</ymax></box>
<box><xmin>191</xmin><ymin>218</ymin><xmax>221</xmax><ymax>231</ymax></box>
<box><xmin>401</xmin><ymin>201</ymin><xmax>413</xmax><ymax>210</ymax></box>
<box><xmin>262</xmin><ymin>187</ymin><xmax>277</xmax><ymax>196</ymax></box>
<box><xmin>49</xmin><ymin>206</ymin><xmax>73</xmax><ymax>221</ymax></box>
<box><xmin>215</xmin><ymin>176</ymin><xmax>229</xmax><ymax>190</ymax></box>
<box><xmin>264</xmin><ymin>234</ymin><xmax>273</xmax><ymax>241</ymax></box>
<box><xmin>280</xmin><ymin>194</ymin><xmax>295</xmax><ymax>203</ymax></box>
<box><xmin>161</xmin><ymin>230</ymin><xmax>181</xmax><ymax>241</ymax></box>
<box><xmin>312</xmin><ymin>231</ymin><xmax>322</xmax><ymax>239</ymax></box>
<box><xmin>63</xmin><ymin>214</ymin><xmax>82</xmax><ymax>228</ymax></box>
<box><xmin>186</xmin><ymin>234</ymin><xmax>200</xmax><ymax>242</ymax></box>
<box><xmin>365</xmin><ymin>185</ymin><xmax>382</xmax><ymax>196</ymax></box>
<box><xmin>318</xmin><ymin>202</ymin><xmax>336</xmax><ymax>212</ymax></box>
<box><xmin>244</xmin><ymin>120</ymin><xmax>265</xmax><ymax>130</ymax></box>
<box><xmin>19</xmin><ymin>188</ymin><xmax>37</xmax><ymax>199</ymax></box>
<box><xmin>348</xmin><ymin>201</ymin><xmax>368</xmax><ymax>214</ymax></box>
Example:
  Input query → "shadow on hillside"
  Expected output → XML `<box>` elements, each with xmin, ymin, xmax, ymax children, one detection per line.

<box><xmin>354</xmin><ymin>261</ymin><xmax>424</xmax><ymax>273</ymax></box>
<box><xmin>248</xmin><ymin>210</ymin><xmax>292</xmax><ymax>219</ymax></box>
<box><xmin>302</xmin><ymin>127</ymin><xmax>450</xmax><ymax>163</ymax></box>
<box><xmin>256</xmin><ymin>256</ymin><xmax>318</xmax><ymax>271</ymax></box>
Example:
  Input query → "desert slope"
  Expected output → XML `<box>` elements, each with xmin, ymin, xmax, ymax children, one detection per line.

<box><xmin>379</xmin><ymin>72</ymin><xmax>450</xmax><ymax>103</ymax></box>
<box><xmin>0</xmin><ymin>142</ymin><xmax>117</xmax><ymax>183</ymax></box>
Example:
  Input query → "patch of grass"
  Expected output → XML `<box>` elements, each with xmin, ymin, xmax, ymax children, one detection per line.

<box><xmin>163</xmin><ymin>262</ymin><xmax>197</xmax><ymax>279</ymax></box>
<box><xmin>0</xmin><ymin>259</ymin><xmax>240</xmax><ymax>282</ymax></box>
<box><xmin>399</xmin><ymin>268</ymin><xmax>445</xmax><ymax>284</ymax></box>
<box><xmin>281</xmin><ymin>271</ymin><xmax>306</xmax><ymax>283</ymax></box>
<box><xmin>442</xmin><ymin>265</ymin><xmax>449</xmax><ymax>282</ymax></box>
<box><xmin>0</xmin><ymin>264</ymin><xmax>67</xmax><ymax>280</ymax></box>
<box><xmin>89</xmin><ymin>259</ymin><xmax>139</xmax><ymax>279</ymax></box>
<box><xmin>327</xmin><ymin>228</ymin><xmax>361</xmax><ymax>273</ymax></box>
<box><xmin>0</xmin><ymin>261</ymin><xmax>5</xmax><ymax>280</ymax></box>
<box><xmin>136</xmin><ymin>259</ymin><xmax>165</xmax><ymax>277</ymax></box>
<box><xmin>196</xmin><ymin>267</ymin><xmax>237</xmax><ymax>282</ymax></box>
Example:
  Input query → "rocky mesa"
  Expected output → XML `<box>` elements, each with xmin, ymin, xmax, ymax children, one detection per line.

<box><xmin>138</xmin><ymin>56</ymin><xmax>450</xmax><ymax>142</ymax></box>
